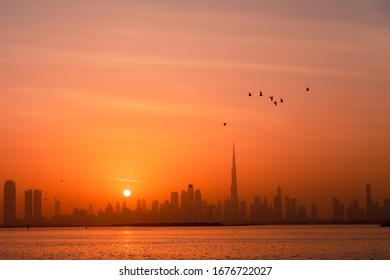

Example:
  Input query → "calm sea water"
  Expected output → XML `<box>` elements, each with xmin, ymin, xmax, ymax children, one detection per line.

<box><xmin>0</xmin><ymin>225</ymin><xmax>389</xmax><ymax>260</ymax></box>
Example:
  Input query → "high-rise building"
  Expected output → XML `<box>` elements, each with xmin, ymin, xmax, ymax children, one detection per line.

<box><xmin>169</xmin><ymin>191</ymin><xmax>179</xmax><ymax>221</ymax></box>
<box><xmin>332</xmin><ymin>196</ymin><xmax>344</xmax><ymax>221</ymax></box>
<box><xmin>230</xmin><ymin>142</ymin><xmax>239</xmax><ymax>214</ymax></box>
<box><xmin>273</xmin><ymin>186</ymin><xmax>282</xmax><ymax>221</ymax></box>
<box><xmin>224</xmin><ymin>142</ymin><xmax>240</xmax><ymax>222</ymax></box>
<box><xmin>105</xmin><ymin>203</ymin><xmax>114</xmax><ymax>216</ymax></box>
<box><xmin>136</xmin><ymin>199</ymin><xmax>142</xmax><ymax>211</ymax></box>
<box><xmin>3</xmin><ymin>180</ymin><xmax>16</xmax><ymax>226</ymax></box>
<box><xmin>347</xmin><ymin>199</ymin><xmax>364</xmax><ymax>221</ymax></box>
<box><xmin>195</xmin><ymin>189</ymin><xmax>201</xmax><ymax>211</ymax></box>
<box><xmin>297</xmin><ymin>206</ymin><xmax>308</xmax><ymax>221</ymax></box>
<box><xmin>187</xmin><ymin>184</ymin><xmax>195</xmax><ymax>211</ymax></box>
<box><xmin>25</xmin><ymin>189</ymin><xmax>33</xmax><ymax>223</ymax></box>
<box><xmin>285</xmin><ymin>196</ymin><xmax>298</xmax><ymax>221</ymax></box>
<box><xmin>115</xmin><ymin>202</ymin><xmax>121</xmax><ymax>214</ymax></box>
<box><xmin>180</xmin><ymin>190</ymin><xmax>187</xmax><ymax>217</ymax></box>
<box><xmin>215</xmin><ymin>201</ymin><xmax>223</xmax><ymax>221</ymax></box>
<box><xmin>25</xmin><ymin>189</ymin><xmax>43</xmax><ymax>224</ymax></box>
<box><xmin>33</xmin><ymin>189</ymin><xmax>42</xmax><ymax>222</ymax></box>
<box><xmin>195</xmin><ymin>189</ymin><xmax>202</xmax><ymax>221</ymax></box>
<box><xmin>170</xmin><ymin>192</ymin><xmax>179</xmax><ymax>209</ymax></box>
<box><xmin>152</xmin><ymin>200</ymin><xmax>159</xmax><ymax>213</ymax></box>
<box><xmin>240</xmin><ymin>201</ymin><xmax>247</xmax><ymax>221</ymax></box>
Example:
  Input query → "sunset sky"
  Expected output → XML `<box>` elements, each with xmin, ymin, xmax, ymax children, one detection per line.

<box><xmin>1</xmin><ymin>0</ymin><xmax>390</xmax><ymax>221</ymax></box>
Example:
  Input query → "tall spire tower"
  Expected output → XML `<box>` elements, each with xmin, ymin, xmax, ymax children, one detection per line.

<box><xmin>231</xmin><ymin>141</ymin><xmax>239</xmax><ymax>212</ymax></box>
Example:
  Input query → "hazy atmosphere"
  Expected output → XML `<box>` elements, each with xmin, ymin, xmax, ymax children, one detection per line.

<box><xmin>1</xmin><ymin>0</ymin><xmax>390</xmax><ymax>222</ymax></box>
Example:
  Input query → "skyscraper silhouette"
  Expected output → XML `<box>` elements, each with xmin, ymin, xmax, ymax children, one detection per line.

<box><xmin>115</xmin><ymin>202</ymin><xmax>121</xmax><ymax>214</ymax></box>
<box><xmin>332</xmin><ymin>196</ymin><xmax>345</xmax><ymax>221</ymax></box>
<box><xmin>274</xmin><ymin>186</ymin><xmax>282</xmax><ymax>221</ymax></box>
<box><xmin>231</xmin><ymin>142</ymin><xmax>239</xmax><ymax>213</ymax></box>
<box><xmin>180</xmin><ymin>190</ymin><xmax>187</xmax><ymax>218</ymax></box>
<box><xmin>170</xmin><ymin>192</ymin><xmax>179</xmax><ymax>209</ymax></box>
<box><xmin>25</xmin><ymin>189</ymin><xmax>43</xmax><ymax>224</ymax></box>
<box><xmin>285</xmin><ymin>196</ymin><xmax>297</xmax><ymax>221</ymax></box>
<box><xmin>25</xmin><ymin>189</ymin><xmax>33</xmax><ymax>223</ymax></box>
<box><xmin>187</xmin><ymin>184</ymin><xmax>195</xmax><ymax>212</ymax></box>
<box><xmin>169</xmin><ymin>192</ymin><xmax>179</xmax><ymax>221</ymax></box>
<box><xmin>195</xmin><ymin>189</ymin><xmax>201</xmax><ymax>212</ymax></box>
<box><xmin>33</xmin><ymin>189</ymin><xmax>42</xmax><ymax>223</ymax></box>
<box><xmin>224</xmin><ymin>142</ymin><xmax>241</xmax><ymax>222</ymax></box>
<box><xmin>366</xmin><ymin>183</ymin><xmax>373</xmax><ymax>220</ymax></box>
<box><xmin>3</xmin><ymin>180</ymin><xmax>16</xmax><ymax>226</ymax></box>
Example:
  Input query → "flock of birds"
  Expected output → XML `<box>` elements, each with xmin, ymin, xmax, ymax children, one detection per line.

<box><xmin>223</xmin><ymin>86</ymin><xmax>310</xmax><ymax>126</ymax></box>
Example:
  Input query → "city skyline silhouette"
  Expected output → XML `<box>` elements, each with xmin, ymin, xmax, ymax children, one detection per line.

<box><xmin>1</xmin><ymin>1</ymin><xmax>390</xmax><ymax>265</ymax></box>
<box><xmin>1</xmin><ymin>1</ymin><xmax>390</xmax><ymax>227</ymax></box>
<box><xmin>2</xmin><ymin>143</ymin><xmax>389</xmax><ymax>227</ymax></box>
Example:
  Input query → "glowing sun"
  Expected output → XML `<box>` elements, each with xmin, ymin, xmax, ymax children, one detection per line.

<box><xmin>123</xmin><ymin>189</ymin><xmax>131</xmax><ymax>197</ymax></box>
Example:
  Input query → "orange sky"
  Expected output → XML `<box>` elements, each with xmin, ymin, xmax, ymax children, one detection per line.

<box><xmin>1</xmin><ymin>0</ymin><xmax>390</xmax><ymax>221</ymax></box>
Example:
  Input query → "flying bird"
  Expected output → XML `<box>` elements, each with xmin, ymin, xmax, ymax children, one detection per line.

<box><xmin>269</xmin><ymin>96</ymin><xmax>274</xmax><ymax>101</ymax></box>
<box><xmin>223</xmin><ymin>122</ymin><xmax>227</xmax><ymax>126</ymax></box>
<box><xmin>280</xmin><ymin>98</ymin><xmax>284</xmax><ymax>103</ymax></box>
<box><xmin>259</xmin><ymin>91</ymin><xmax>263</xmax><ymax>96</ymax></box>
<box><xmin>274</xmin><ymin>101</ymin><xmax>277</xmax><ymax>106</ymax></box>
<box><xmin>248</xmin><ymin>92</ymin><xmax>252</xmax><ymax>97</ymax></box>
<box><xmin>306</xmin><ymin>87</ymin><xmax>310</xmax><ymax>92</ymax></box>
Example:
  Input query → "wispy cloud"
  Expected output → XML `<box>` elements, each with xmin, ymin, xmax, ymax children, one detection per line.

<box><xmin>101</xmin><ymin>177</ymin><xmax>146</xmax><ymax>183</ymax></box>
